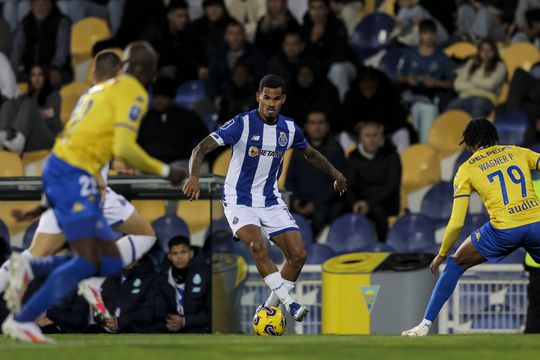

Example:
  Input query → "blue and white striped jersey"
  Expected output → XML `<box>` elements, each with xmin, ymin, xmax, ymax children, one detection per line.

<box><xmin>211</xmin><ymin>109</ymin><xmax>308</xmax><ymax>207</ymax></box>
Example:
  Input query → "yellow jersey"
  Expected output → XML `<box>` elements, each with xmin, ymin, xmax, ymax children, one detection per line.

<box><xmin>53</xmin><ymin>75</ymin><xmax>165</xmax><ymax>177</ymax></box>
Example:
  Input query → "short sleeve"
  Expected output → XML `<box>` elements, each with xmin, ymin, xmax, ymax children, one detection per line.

<box><xmin>114</xmin><ymin>88</ymin><xmax>148</xmax><ymax>133</ymax></box>
<box><xmin>292</xmin><ymin>123</ymin><xmax>308</xmax><ymax>150</ymax></box>
<box><xmin>524</xmin><ymin>147</ymin><xmax>540</xmax><ymax>171</ymax></box>
<box><xmin>210</xmin><ymin>115</ymin><xmax>244</xmax><ymax>146</ymax></box>
<box><xmin>453</xmin><ymin>166</ymin><xmax>472</xmax><ymax>199</ymax></box>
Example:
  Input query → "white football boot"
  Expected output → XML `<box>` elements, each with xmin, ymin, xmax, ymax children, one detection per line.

<box><xmin>4</xmin><ymin>253</ymin><xmax>34</xmax><ymax>313</ymax></box>
<box><xmin>1</xmin><ymin>314</ymin><xmax>54</xmax><ymax>343</ymax></box>
<box><xmin>401</xmin><ymin>322</ymin><xmax>430</xmax><ymax>337</ymax></box>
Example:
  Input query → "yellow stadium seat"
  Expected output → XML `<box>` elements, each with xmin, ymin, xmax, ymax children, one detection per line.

<box><xmin>400</xmin><ymin>144</ymin><xmax>440</xmax><ymax>193</ymax></box>
<box><xmin>22</xmin><ymin>150</ymin><xmax>50</xmax><ymax>176</ymax></box>
<box><xmin>131</xmin><ymin>200</ymin><xmax>166</xmax><ymax>223</ymax></box>
<box><xmin>443</xmin><ymin>42</ymin><xmax>477</xmax><ymax>60</ymax></box>
<box><xmin>177</xmin><ymin>200</ymin><xmax>224</xmax><ymax>234</ymax></box>
<box><xmin>17</xmin><ymin>83</ymin><xmax>28</xmax><ymax>94</ymax></box>
<box><xmin>212</xmin><ymin>148</ymin><xmax>231</xmax><ymax>177</ymax></box>
<box><xmin>0</xmin><ymin>201</ymin><xmax>39</xmax><ymax>236</ymax></box>
<box><xmin>0</xmin><ymin>151</ymin><xmax>23</xmax><ymax>176</ymax></box>
<box><xmin>60</xmin><ymin>82</ymin><xmax>89</xmax><ymax>124</ymax></box>
<box><xmin>382</xmin><ymin>0</ymin><xmax>397</xmax><ymax>16</ymax></box>
<box><xmin>277</xmin><ymin>149</ymin><xmax>292</xmax><ymax>190</ymax></box>
<box><xmin>344</xmin><ymin>144</ymin><xmax>357</xmax><ymax>158</ymax></box>
<box><xmin>428</xmin><ymin>110</ymin><xmax>471</xmax><ymax>159</ymax></box>
<box><xmin>71</xmin><ymin>17</ymin><xmax>111</xmax><ymax>68</ymax></box>
<box><xmin>86</xmin><ymin>47</ymin><xmax>124</xmax><ymax>83</ymax></box>
<box><xmin>500</xmin><ymin>42</ymin><xmax>540</xmax><ymax>79</ymax></box>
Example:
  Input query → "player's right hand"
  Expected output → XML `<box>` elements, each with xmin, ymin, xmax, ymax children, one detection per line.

<box><xmin>167</xmin><ymin>165</ymin><xmax>186</xmax><ymax>185</ymax></box>
<box><xmin>182</xmin><ymin>176</ymin><xmax>200</xmax><ymax>201</ymax></box>
<box><xmin>11</xmin><ymin>204</ymin><xmax>47</xmax><ymax>222</ymax></box>
<box><xmin>430</xmin><ymin>254</ymin><xmax>446</xmax><ymax>276</ymax></box>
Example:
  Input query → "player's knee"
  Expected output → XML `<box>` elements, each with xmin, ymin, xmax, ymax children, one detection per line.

<box><xmin>248</xmin><ymin>240</ymin><xmax>268</xmax><ymax>260</ymax></box>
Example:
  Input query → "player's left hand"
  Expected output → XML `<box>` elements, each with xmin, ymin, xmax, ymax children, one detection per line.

<box><xmin>430</xmin><ymin>254</ymin><xmax>446</xmax><ymax>275</ymax></box>
<box><xmin>332</xmin><ymin>171</ymin><xmax>347</xmax><ymax>196</ymax></box>
<box><xmin>104</xmin><ymin>316</ymin><xmax>119</xmax><ymax>333</ymax></box>
<box><xmin>11</xmin><ymin>204</ymin><xmax>47</xmax><ymax>222</ymax></box>
<box><xmin>166</xmin><ymin>314</ymin><xmax>184</xmax><ymax>332</ymax></box>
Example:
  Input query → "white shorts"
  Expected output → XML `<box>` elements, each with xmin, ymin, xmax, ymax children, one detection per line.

<box><xmin>36</xmin><ymin>187</ymin><xmax>135</xmax><ymax>234</ymax></box>
<box><xmin>223</xmin><ymin>203</ymin><xmax>299</xmax><ymax>239</ymax></box>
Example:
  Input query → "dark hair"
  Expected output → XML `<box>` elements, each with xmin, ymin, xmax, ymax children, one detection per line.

<box><xmin>226</xmin><ymin>18</ymin><xmax>244</xmax><ymax>32</ymax></box>
<box><xmin>308</xmin><ymin>0</ymin><xmax>329</xmax><ymax>7</ymax></box>
<box><xmin>357</xmin><ymin>67</ymin><xmax>379</xmax><ymax>83</ymax></box>
<box><xmin>168</xmin><ymin>0</ymin><xmax>188</xmax><ymax>11</ymax></box>
<box><xmin>168</xmin><ymin>235</ymin><xmax>191</xmax><ymax>251</ymax></box>
<box><xmin>284</xmin><ymin>30</ymin><xmax>305</xmax><ymax>43</ymax></box>
<box><xmin>468</xmin><ymin>39</ymin><xmax>502</xmax><ymax>78</ymax></box>
<box><xmin>459</xmin><ymin>118</ymin><xmax>499</xmax><ymax>148</ymax></box>
<box><xmin>419</xmin><ymin>19</ymin><xmax>437</xmax><ymax>34</ymax></box>
<box><xmin>259</xmin><ymin>74</ymin><xmax>286</xmax><ymax>93</ymax></box>
<box><xmin>28</xmin><ymin>64</ymin><xmax>53</xmax><ymax>107</ymax></box>
<box><xmin>94</xmin><ymin>50</ymin><xmax>121</xmax><ymax>81</ymax></box>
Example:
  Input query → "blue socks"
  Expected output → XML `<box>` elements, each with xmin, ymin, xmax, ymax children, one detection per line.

<box><xmin>30</xmin><ymin>256</ymin><xmax>71</xmax><ymax>277</ymax></box>
<box><xmin>424</xmin><ymin>257</ymin><xmax>465</xmax><ymax>321</ymax></box>
<box><xmin>15</xmin><ymin>257</ymin><xmax>97</xmax><ymax>322</ymax></box>
<box><xmin>99</xmin><ymin>256</ymin><xmax>123</xmax><ymax>277</ymax></box>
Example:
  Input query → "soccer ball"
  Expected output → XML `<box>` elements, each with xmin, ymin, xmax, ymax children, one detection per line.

<box><xmin>252</xmin><ymin>306</ymin><xmax>286</xmax><ymax>336</ymax></box>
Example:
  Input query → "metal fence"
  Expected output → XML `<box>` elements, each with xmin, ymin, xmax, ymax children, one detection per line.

<box><xmin>239</xmin><ymin>264</ymin><xmax>529</xmax><ymax>335</ymax></box>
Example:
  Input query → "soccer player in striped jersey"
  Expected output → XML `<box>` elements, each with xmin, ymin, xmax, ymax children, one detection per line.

<box><xmin>403</xmin><ymin>119</ymin><xmax>540</xmax><ymax>336</ymax></box>
<box><xmin>183</xmin><ymin>74</ymin><xmax>347</xmax><ymax>322</ymax></box>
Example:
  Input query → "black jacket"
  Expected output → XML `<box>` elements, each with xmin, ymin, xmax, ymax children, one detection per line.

<box><xmin>101</xmin><ymin>258</ymin><xmax>178</xmax><ymax>333</ymax></box>
<box><xmin>192</xmin><ymin>14</ymin><xmax>234</xmax><ymax>64</ymax></box>
<box><xmin>268</xmin><ymin>50</ymin><xmax>321</xmax><ymax>87</ymax></box>
<box><xmin>347</xmin><ymin>142</ymin><xmax>402</xmax><ymax>215</ymax></box>
<box><xmin>161</xmin><ymin>249</ymin><xmax>211</xmax><ymax>333</ymax></box>
<box><xmin>254</xmin><ymin>12</ymin><xmax>300</xmax><ymax>59</ymax></box>
<box><xmin>137</xmin><ymin>105</ymin><xmax>208</xmax><ymax>164</ymax></box>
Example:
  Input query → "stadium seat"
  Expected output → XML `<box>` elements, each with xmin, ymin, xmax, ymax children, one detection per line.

<box><xmin>499</xmin><ymin>248</ymin><xmax>525</xmax><ymax>264</ymax></box>
<box><xmin>452</xmin><ymin>150</ymin><xmax>470</xmax><ymax>178</ymax></box>
<box><xmin>131</xmin><ymin>200</ymin><xmax>166</xmax><ymax>222</ymax></box>
<box><xmin>208</xmin><ymin>229</ymin><xmax>236</xmax><ymax>254</ymax></box>
<box><xmin>233</xmin><ymin>240</ymin><xmax>254</xmax><ymax>265</ymax></box>
<box><xmin>326</xmin><ymin>213</ymin><xmax>376</xmax><ymax>253</ymax></box>
<box><xmin>400</xmin><ymin>144</ymin><xmax>441</xmax><ymax>192</ymax></box>
<box><xmin>17</xmin><ymin>83</ymin><xmax>28</xmax><ymax>94</ymax></box>
<box><xmin>174</xmin><ymin>80</ymin><xmax>208</xmax><ymax>109</ymax></box>
<box><xmin>306</xmin><ymin>244</ymin><xmax>336</xmax><ymax>264</ymax></box>
<box><xmin>206</xmin><ymin>216</ymin><xmax>232</xmax><ymax>237</ymax></box>
<box><xmin>212</xmin><ymin>148</ymin><xmax>231</xmax><ymax>176</ymax></box>
<box><xmin>350</xmin><ymin>12</ymin><xmax>394</xmax><ymax>62</ymax></box>
<box><xmin>277</xmin><ymin>150</ymin><xmax>292</xmax><ymax>190</ymax></box>
<box><xmin>0</xmin><ymin>151</ymin><xmax>23</xmax><ymax>176</ymax></box>
<box><xmin>500</xmin><ymin>42</ymin><xmax>540</xmax><ymax>78</ymax></box>
<box><xmin>292</xmin><ymin>213</ymin><xmax>313</xmax><ymax>250</ymax></box>
<box><xmin>71</xmin><ymin>17</ymin><xmax>111</xmax><ymax>68</ymax></box>
<box><xmin>378</xmin><ymin>46</ymin><xmax>402</xmax><ymax>81</ymax></box>
<box><xmin>0</xmin><ymin>201</ymin><xmax>39</xmax><ymax>236</ymax></box>
<box><xmin>344</xmin><ymin>144</ymin><xmax>357</xmax><ymax>158</ymax></box>
<box><xmin>0</xmin><ymin>219</ymin><xmax>9</xmax><ymax>244</ymax></box>
<box><xmin>60</xmin><ymin>82</ymin><xmax>89</xmax><ymax>124</ymax></box>
<box><xmin>151</xmin><ymin>215</ymin><xmax>190</xmax><ymax>252</ymax></box>
<box><xmin>0</xmin><ymin>232</ymin><xmax>11</xmax><ymax>264</ymax></box>
<box><xmin>363</xmin><ymin>242</ymin><xmax>395</xmax><ymax>253</ymax></box>
<box><xmin>420</xmin><ymin>181</ymin><xmax>454</xmax><ymax>227</ymax></box>
<box><xmin>443</xmin><ymin>42</ymin><xmax>476</xmax><ymax>60</ymax></box>
<box><xmin>269</xmin><ymin>245</ymin><xmax>284</xmax><ymax>264</ymax></box>
<box><xmin>22</xmin><ymin>220</ymin><xmax>39</xmax><ymax>250</ymax></box>
<box><xmin>177</xmin><ymin>200</ymin><xmax>224</xmax><ymax>235</ymax></box>
<box><xmin>493</xmin><ymin>109</ymin><xmax>530</xmax><ymax>146</ymax></box>
<box><xmin>428</xmin><ymin>110</ymin><xmax>471</xmax><ymax>159</ymax></box>
<box><xmin>386</xmin><ymin>213</ymin><xmax>436</xmax><ymax>252</ymax></box>
<box><xmin>202</xmin><ymin>112</ymin><xmax>217</xmax><ymax>132</ymax></box>
<box><xmin>451</xmin><ymin>213</ymin><xmax>489</xmax><ymax>252</ymax></box>
<box><xmin>22</xmin><ymin>150</ymin><xmax>50</xmax><ymax>176</ymax></box>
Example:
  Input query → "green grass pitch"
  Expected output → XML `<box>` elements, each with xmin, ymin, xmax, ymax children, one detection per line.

<box><xmin>0</xmin><ymin>334</ymin><xmax>537</xmax><ymax>360</ymax></box>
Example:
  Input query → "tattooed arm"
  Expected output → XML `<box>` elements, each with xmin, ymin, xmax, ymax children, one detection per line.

<box><xmin>182</xmin><ymin>135</ymin><xmax>220</xmax><ymax>200</ymax></box>
<box><xmin>303</xmin><ymin>144</ymin><xmax>348</xmax><ymax>195</ymax></box>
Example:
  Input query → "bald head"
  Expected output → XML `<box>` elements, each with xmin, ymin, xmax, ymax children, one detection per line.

<box><xmin>122</xmin><ymin>41</ymin><xmax>158</xmax><ymax>87</ymax></box>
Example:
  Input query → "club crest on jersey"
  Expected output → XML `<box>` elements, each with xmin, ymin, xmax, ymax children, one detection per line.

<box><xmin>248</xmin><ymin>146</ymin><xmax>260</xmax><ymax>157</ymax></box>
<box><xmin>233</xmin><ymin>216</ymin><xmax>239</xmax><ymax>225</ymax></box>
<box><xmin>278</xmin><ymin>132</ymin><xmax>288</xmax><ymax>147</ymax></box>
<box><xmin>129</xmin><ymin>105</ymin><xmax>142</xmax><ymax>122</ymax></box>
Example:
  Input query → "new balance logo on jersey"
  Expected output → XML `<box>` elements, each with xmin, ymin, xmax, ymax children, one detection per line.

<box><xmin>251</xmin><ymin>135</ymin><xmax>261</xmax><ymax>141</ymax></box>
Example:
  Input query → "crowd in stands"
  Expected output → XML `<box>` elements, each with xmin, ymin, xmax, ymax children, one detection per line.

<box><xmin>1</xmin><ymin>0</ymin><xmax>540</xmax><ymax>247</ymax></box>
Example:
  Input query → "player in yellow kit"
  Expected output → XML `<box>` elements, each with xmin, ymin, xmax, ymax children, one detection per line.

<box><xmin>1</xmin><ymin>42</ymin><xmax>184</xmax><ymax>343</ymax></box>
<box><xmin>403</xmin><ymin>118</ymin><xmax>540</xmax><ymax>336</ymax></box>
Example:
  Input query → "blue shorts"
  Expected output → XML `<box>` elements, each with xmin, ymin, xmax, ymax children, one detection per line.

<box><xmin>42</xmin><ymin>154</ymin><xmax>115</xmax><ymax>242</ymax></box>
<box><xmin>471</xmin><ymin>221</ymin><xmax>540</xmax><ymax>263</ymax></box>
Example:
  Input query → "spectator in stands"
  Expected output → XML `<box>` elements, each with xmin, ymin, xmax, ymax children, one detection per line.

<box><xmin>10</xmin><ymin>0</ymin><xmax>72</xmax><ymax>85</ymax></box>
<box><xmin>254</xmin><ymin>0</ymin><xmax>300</xmax><ymax>60</ymax></box>
<box><xmin>455</xmin><ymin>0</ymin><xmax>507</xmax><ymax>43</ymax></box>
<box><xmin>347</xmin><ymin>121</ymin><xmax>402</xmax><ymax>242</ymax></box>
<box><xmin>0</xmin><ymin>52</ymin><xmax>20</xmax><ymax>102</ymax></box>
<box><xmin>282</xmin><ymin>63</ymin><xmax>340</xmax><ymax>128</ymax></box>
<box><xmin>163</xmin><ymin>236</ymin><xmax>210</xmax><ymax>333</ymax></box>
<box><xmin>141</xmin><ymin>0</ymin><xmax>204</xmax><ymax>85</ymax></box>
<box><xmin>101</xmin><ymin>255</ymin><xmax>178</xmax><ymax>333</ymax></box>
<box><xmin>0</xmin><ymin>16</ymin><xmax>11</xmax><ymax>57</ymax></box>
<box><xmin>218</xmin><ymin>63</ymin><xmax>257</xmax><ymax>123</ymax></box>
<box><xmin>286</xmin><ymin>111</ymin><xmax>347</xmax><ymax>235</ymax></box>
<box><xmin>447</xmin><ymin>39</ymin><xmax>507</xmax><ymax>118</ymax></box>
<box><xmin>2</xmin><ymin>0</ymin><xmax>30</xmax><ymax>32</ymax></box>
<box><xmin>225</xmin><ymin>0</ymin><xmax>265</xmax><ymax>41</ymax></box>
<box><xmin>192</xmin><ymin>0</ymin><xmax>234</xmax><ymax>78</ymax></box>
<box><xmin>301</xmin><ymin>0</ymin><xmax>356</xmax><ymax>100</ymax></box>
<box><xmin>342</xmin><ymin>67</ymin><xmax>412</xmax><ymax>153</ymax></box>
<box><xmin>514</xmin><ymin>0</ymin><xmax>540</xmax><ymax>35</ymax></box>
<box><xmin>55</xmin><ymin>0</ymin><xmax>124</xmax><ymax>35</ymax></box>
<box><xmin>328</xmin><ymin>0</ymin><xmax>363</xmax><ymax>36</ymax></box>
<box><xmin>392</xmin><ymin>0</ymin><xmax>449</xmax><ymax>47</ymax></box>
<box><xmin>0</xmin><ymin>64</ymin><xmax>62</xmax><ymax>155</ymax></box>
<box><xmin>512</xmin><ymin>5</ymin><xmax>540</xmax><ymax>45</ymax></box>
<box><xmin>268</xmin><ymin>31</ymin><xmax>319</xmax><ymax>86</ymax></box>
<box><xmin>138</xmin><ymin>77</ymin><xmax>208</xmax><ymax>167</ymax></box>
<box><xmin>209</xmin><ymin>20</ymin><xmax>268</xmax><ymax>104</ymax></box>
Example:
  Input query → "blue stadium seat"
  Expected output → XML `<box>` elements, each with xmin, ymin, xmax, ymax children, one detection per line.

<box><xmin>499</xmin><ymin>248</ymin><xmax>525</xmax><ymax>264</ymax></box>
<box><xmin>174</xmin><ymin>80</ymin><xmax>207</xmax><ymax>109</ymax></box>
<box><xmin>233</xmin><ymin>241</ymin><xmax>254</xmax><ymax>265</ymax></box>
<box><xmin>420</xmin><ymin>181</ymin><xmax>454</xmax><ymax>228</ymax></box>
<box><xmin>0</xmin><ymin>219</ymin><xmax>9</xmax><ymax>244</ymax></box>
<box><xmin>207</xmin><ymin>229</ymin><xmax>235</xmax><ymax>254</ymax></box>
<box><xmin>378</xmin><ymin>46</ymin><xmax>402</xmax><ymax>81</ymax></box>
<box><xmin>306</xmin><ymin>244</ymin><xmax>336</xmax><ymax>264</ymax></box>
<box><xmin>202</xmin><ymin>112</ymin><xmax>217</xmax><ymax>132</ymax></box>
<box><xmin>386</xmin><ymin>213</ymin><xmax>436</xmax><ymax>252</ymax></box>
<box><xmin>0</xmin><ymin>233</ymin><xmax>11</xmax><ymax>264</ymax></box>
<box><xmin>205</xmin><ymin>216</ymin><xmax>231</xmax><ymax>239</ymax></box>
<box><xmin>152</xmin><ymin>215</ymin><xmax>190</xmax><ymax>252</ymax></box>
<box><xmin>494</xmin><ymin>109</ymin><xmax>530</xmax><ymax>146</ymax></box>
<box><xmin>453</xmin><ymin>150</ymin><xmax>470</xmax><ymax>178</ymax></box>
<box><xmin>363</xmin><ymin>242</ymin><xmax>395</xmax><ymax>253</ymax></box>
<box><xmin>292</xmin><ymin>213</ymin><xmax>313</xmax><ymax>250</ymax></box>
<box><xmin>350</xmin><ymin>13</ymin><xmax>394</xmax><ymax>62</ymax></box>
<box><xmin>326</xmin><ymin>213</ymin><xmax>376</xmax><ymax>253</ymax></box>
<box><xmin>22</xmin><ymin>220</ymin><xmax>39</xmax><ymax>250</ymax></box>
<box><xmin>269</xmin><ymin>245</ymin><xmax>284</xmax><ymax>264</ymax></box>
<box><xmin>452</xmin><ymin>213</ymin><xmax>490</xmax><ymax>252</ymax></box>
